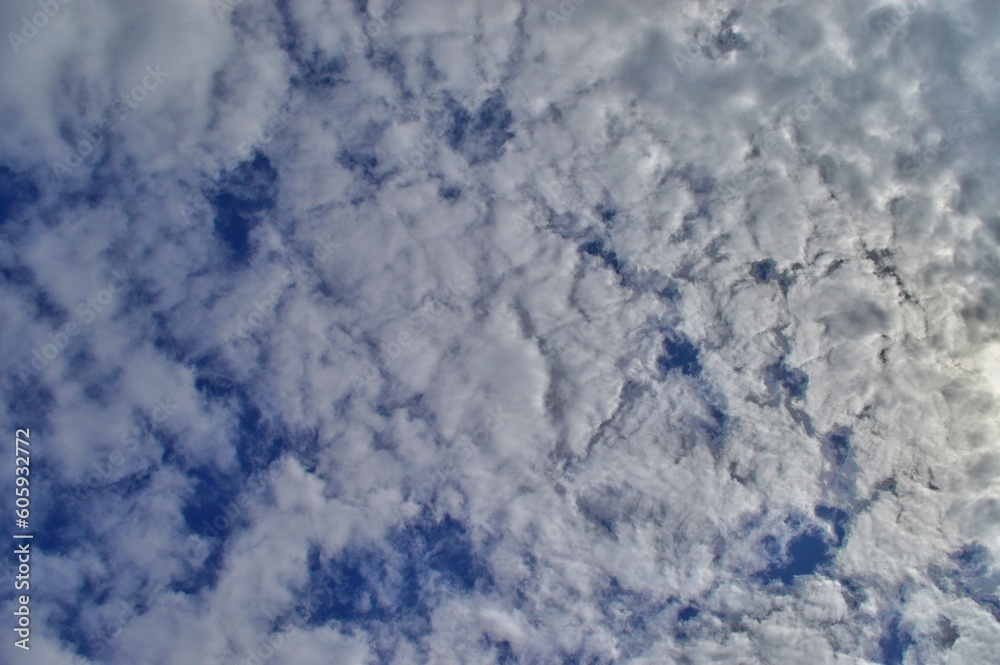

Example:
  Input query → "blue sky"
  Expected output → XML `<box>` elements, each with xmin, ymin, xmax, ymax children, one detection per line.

<box><xmin>2</xmin><ymin>0</ymin><xmax>1000</xmax><ymax>663</ymax></box>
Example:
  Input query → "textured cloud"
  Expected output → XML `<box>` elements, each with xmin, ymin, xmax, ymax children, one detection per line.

<box><xmin>1</xmin><ymin>0</ymin><xmax>1000</xmax><ymax>663</ymax></box>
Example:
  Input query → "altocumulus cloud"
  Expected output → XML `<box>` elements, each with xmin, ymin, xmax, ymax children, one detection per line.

<box><xmin>1</xmin><ymin>0</ymin><xmax>1000</xmax><ymax>663</ymax></box>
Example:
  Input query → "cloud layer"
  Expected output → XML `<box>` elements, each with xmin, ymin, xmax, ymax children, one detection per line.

<box><xmin>2</xmin><ymin>0</ymin><xmax>1000</xmax><ymax>663</ymax></box>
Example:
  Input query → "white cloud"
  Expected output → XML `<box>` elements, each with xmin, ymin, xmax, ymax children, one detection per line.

<box><xmin>3</xmin><ymin>0</ymin><xmax>1000</xmax><ymax>662</ymax></box>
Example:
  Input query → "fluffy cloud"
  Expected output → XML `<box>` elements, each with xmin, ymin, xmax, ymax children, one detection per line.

<box><xmin>1</xmin><ymin>0</ymin><xmax>999</xmax><ymax>663</ymax></box>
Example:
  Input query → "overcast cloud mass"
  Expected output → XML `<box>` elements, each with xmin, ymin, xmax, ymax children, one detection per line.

<box><xmin>1</xmin><ymin>0</ymin><xmax>1000</xmax><ymax>663</ymax></box>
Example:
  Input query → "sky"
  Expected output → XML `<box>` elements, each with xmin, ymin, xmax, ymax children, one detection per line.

<box><xmin>1</xmin><ymin>0</ymin><xmax>1000</xmax><ymax>663</ymax></box>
